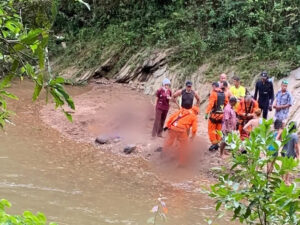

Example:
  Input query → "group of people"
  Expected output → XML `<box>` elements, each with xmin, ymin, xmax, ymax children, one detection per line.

<box><xmin>151</xmin><ymin>72</ymin><xmax>299</xmax><ymax>171</ymax></box>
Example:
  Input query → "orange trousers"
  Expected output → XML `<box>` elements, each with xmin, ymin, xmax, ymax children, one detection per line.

<box><xmin>208</xmin><ymin>113</ymin><xmax>223</xmax><ymax>144</ymax></box>
<box><xmin>163</xmin><ymin>129</ymin><xmax>189</xmax><ymax>165</ymax></box>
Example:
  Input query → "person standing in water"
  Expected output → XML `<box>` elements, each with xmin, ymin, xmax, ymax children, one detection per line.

<box><xmin>173</xmin><ymin>81</ymin><xmax>200</xmax><ymax>109</ymax></box>
<box><xmin>152</xmin><ymin>78</ymin><xmax>172</xmax><ymax>138</ymax></box>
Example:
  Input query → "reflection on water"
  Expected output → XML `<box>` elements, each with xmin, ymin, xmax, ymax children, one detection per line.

<box><xmin>0</xmin><ymin>80</ymin><xmax>236</xmax><ymax>225</ymax></box>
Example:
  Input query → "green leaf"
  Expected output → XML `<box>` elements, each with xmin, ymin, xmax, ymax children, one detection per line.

<box><xmin>20</xmin><ymin>29</ymin><xmax>42</xmax><ymax>45</ymax></box>
<box><xmin>33</xmin><ymin>83</ymin><xmax>43</xmax><ymax>101</ymax></box>
<box><xmin>216</xmin><ymin>201</ymin><xmax>222</xmax><ymax>211</ymax></box>
<box><xmin>0</xmin><ymin>90</ymin><xmax>18</xmax><ymax>100</ymax></box>
<box><xmin>63</xmin><ymin>110</ymin><xmax>73</xmax><ymax>122</ymax></box>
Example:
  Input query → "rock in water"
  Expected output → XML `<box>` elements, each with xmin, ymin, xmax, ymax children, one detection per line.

<box><xmin>155</xmin><ymin>147</ymin><xmax>163</xmax><ymax>152</ymax></box>
<box><xmin>123</xmin><ymin>144</ymin><xmax>136</xmax><ymax>154</ymax></box>
<box><xmin>95</xmin><ymin>136</ymin><xmax>110</xmax><ymax>144</ymax></box>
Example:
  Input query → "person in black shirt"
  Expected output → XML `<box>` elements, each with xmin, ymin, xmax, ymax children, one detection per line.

<box><xmin>254</xmin><ymin>71</ymin><xmax>274</xmax><ymax>119</ymax></box>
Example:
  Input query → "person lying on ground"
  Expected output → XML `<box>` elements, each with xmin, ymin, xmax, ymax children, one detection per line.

<box><xmin>172</xmin><ymin>81</ymin><xmax>200</xmax><ymax>109</ymax></box>
<box><xmin>152</xmin><ymin>78</ymin><xmax>172</xmax><ymax>138</ymax></box>
<box><xmin>163</xmin><ymin>106</ymin><xmax>199</xmax><ymax>167</ymax></box>
<box><xmin>220</xmin><ymin>96</ymin><xmax>237</xmax><ymax>158</ymax></box>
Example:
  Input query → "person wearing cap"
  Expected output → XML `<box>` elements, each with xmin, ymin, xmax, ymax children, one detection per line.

<box><xmin>230</xmin><ymin>76</ymin><xmax>246</xmax><ymax>101</ymax></box>
<box><xmin>254</xmin><ymin>71</ymin><xmax>274</xmax><ymax>119</ymax></box>
<box><xmin>220</xmin><ymin>96</ymin><xmax>237</xmax><ymax>158</ymax></box>
<box><xmin>273</xmin><ymin>80</ymin><xmax>293</xmax><ymax>124</ymax></box>
<box><xmin>163</xmin><ymin>106</ymin><xmax>199</xmax><ymax>166</ymax></box>
<box><xmin>172</xmin><ymin>80</ymin><xmax>200</xmax><ymax>110</ymax></box>
<box><xmin>205</xmin><ymin>82</ymin><xmax>228</xmax><ymax>151</ymax></box>
<box><xmin>236</xmin><ymin>94</ymin><xmax>259</xmax><ymax>139</ymax></box>
<box><xmin>152</xmin><ymin>78</ymin><xmax>172</xmax><ymax>138</ymax></box>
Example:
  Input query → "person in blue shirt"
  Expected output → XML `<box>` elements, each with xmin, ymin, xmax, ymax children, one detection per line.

<box><xmin>273</xmin><ymin>80</ymin><xmax>292</xmax><ymax>123</ymax></box>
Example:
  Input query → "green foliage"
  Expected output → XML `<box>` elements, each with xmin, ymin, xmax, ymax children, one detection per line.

<box><xmin>0</xmin><ymin>199</ymin><xmax>56</xmax><ymax>225</ymax></box>
<box><xmin>51</xmin><ymin>0</ymin><xmax>300</xmax><ymax>82</ymax></box>
<box><xmin>208</xmin><ymin>120</ymin><xmax>300</xmax><ymax>225</ymax></box>
<box><xmin>0</xmin><ymin>0</ymin><xmax>83</xmax><ymax>127</ymax></box>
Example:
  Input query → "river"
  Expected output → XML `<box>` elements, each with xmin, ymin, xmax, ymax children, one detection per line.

<box><xmin>0</xmin><ymin>80</ymin><xmax>235</xmax><ymax>225</ymax></box>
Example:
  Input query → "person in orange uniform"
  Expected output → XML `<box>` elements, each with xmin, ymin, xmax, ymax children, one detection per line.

<box><xmin>163</xmin><ymin>106</ymin><xmax>199</xmax><ymax>166</ymax></box>
<box><xmin>205</xmin><ymin>82</ymin><xmax>228</xmax><ymax>151</ymax></box>
<box><xmin>236</xmin><ymin>94</ymin><xmax>259</xmax><ymax>140</ymax></box>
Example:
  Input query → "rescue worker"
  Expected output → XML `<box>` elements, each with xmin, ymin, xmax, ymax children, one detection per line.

<box><xmin>163</xmin><ymin>106</ymin><xmax>199</xmax><ymax>166</ymax></box>
<box><xmin>205</xmin><ymin>82</ymin><xmax>228</xmax><ymax>151</ymax></box>
<box><xmin>236</xmin><ymin>94</ymin><xmax>259</xmax><ymax>140</ymax></box>
<box><xmin>254</xmin><ymin>71</ymin><xmax>274</xmax><ymax>119</ymax></box>
<box><xmin>173</xmin><ymin>81</ymin><xmax>200</xmax><ymax>109</ymax></box>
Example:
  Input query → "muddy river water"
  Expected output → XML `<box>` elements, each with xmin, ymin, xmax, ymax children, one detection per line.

<box><xmin>0</xmin><ymin>80</ymin><xmax>235</xmax><ymax>225</ymax></box>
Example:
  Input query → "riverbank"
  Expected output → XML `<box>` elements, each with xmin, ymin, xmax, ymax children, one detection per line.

<box><xmin>40</xmin><ymin>78</ymin><xmax>227</xmax><ymax>185</ymax></box>
<box><xmin>0</xmin><ymin>79</ymin><xmax>237</xmax><ymax>224</ymax></box>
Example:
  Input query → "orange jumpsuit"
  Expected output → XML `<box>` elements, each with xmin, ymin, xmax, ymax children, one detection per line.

<box><xmin>206</xmin><ymin>90</ymin><xmax>228</xmax><ymax>144</ymax></box>
<box><xmin>236</xmin><ymin>99</ymin><xmax>259</xmax><ymax>139</ymax></box>
<box><xmin>164</xmin><ymin>106</ymin><xmax>198</xmax><ymax>165</ymax></box>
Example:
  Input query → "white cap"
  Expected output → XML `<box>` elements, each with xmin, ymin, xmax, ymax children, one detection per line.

<box><xmin>162</xmin><ymin>78</ymin><xmax>171</xmax><ymax>86</ymax></box>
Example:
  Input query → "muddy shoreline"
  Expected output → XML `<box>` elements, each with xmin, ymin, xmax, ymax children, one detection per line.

<box><xmin>40</xmin><ymin>79</ymin><xmax>226</xmax><ymax>186</ymax></box>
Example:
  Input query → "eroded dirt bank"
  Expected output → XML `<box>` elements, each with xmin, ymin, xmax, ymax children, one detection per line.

<box><xmin>40</xmin><ymin>78</ymin><xmax>225</xmax><ymax>184</ymax></box>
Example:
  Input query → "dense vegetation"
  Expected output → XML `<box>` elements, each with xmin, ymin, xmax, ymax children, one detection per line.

<box><xmin>208</xmin><ymin>120</ymin><xmax>300</xmax><ymax>225</ymax></box>
<box><xmin>51</xmin><ymin>0</ymin><xmax>300</xmax><ymax>84</ymax></box>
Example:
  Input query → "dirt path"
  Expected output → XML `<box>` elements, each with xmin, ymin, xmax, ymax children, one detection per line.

<box><xmin>40</xmin><ymin>79</ymin><xmax>226</xmax><ymax>184</ymax></box>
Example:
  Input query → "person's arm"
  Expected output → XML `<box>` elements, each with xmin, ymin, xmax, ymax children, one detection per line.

<box><xmin>243</xmin><ymin>120</ymin><xmax>252</xmax><ymax>132</ymax></box>
<box><xmin>295</xmin><ymin>142</ymin><xmax>300</xmax><ymax>159</ymax></box>
<box><xmin>254</xmin><ymin>81</ymin><xmax>259</xmax><ymax>100</ymax></box>
<box><xmin>273</xmin><ymin>95</ymin><xmax>277</xmax><ymax>109</ymax></box>
<box><xmin>166</xmin><ymin>112</ymin><xmax>178</xmax><ymax>128</ymax></box>
<box><xmin>194</xmin><ymin>92</ymin><xmax>200</xmax><ymax>105</ymax></box>
<box><xmin>269</xmin><ymin>82</ymin><xmax>275</xmax><ymax>105</ymax></box>
<box><xmin>205</xmin><ymin>92</ymin><xmax>217</xmax><ymax>114</ymax></box>
<box><xmin>172</xmin><ymin>90</ymin><xmax>182</xmax><ymax>101</ymax></box>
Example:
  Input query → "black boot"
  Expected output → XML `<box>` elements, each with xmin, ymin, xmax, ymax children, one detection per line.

<box><xmin>209</xmin><ymin>144</ymin><xmax>219</xmax><ymax>152</ymax></box>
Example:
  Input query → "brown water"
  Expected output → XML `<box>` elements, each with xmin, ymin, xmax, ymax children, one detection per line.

<box><xmin>0</xmin><ymin>80</ymin><xmax>234</xmax><ymax>225</ymax></box>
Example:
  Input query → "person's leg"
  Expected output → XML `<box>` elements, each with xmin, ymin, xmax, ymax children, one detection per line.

<box><xmin>216</xmin><ymin>122</ymin><xmax>223</xmax><ymax>143</ymax></box>
<box><xmin>163</xmin><ymin>130</ymin><xmax>176</xmax><ymax>153</ymax></box>
<box><xmin>158</xmin><ymin>110</ymin><xmax>168</xmax><ymax>137</ymax></box>
<box><xmin>152</xmin><ymin>109</ymin><xmax>162</xmax><ymax>137</ymax></box>
<box><xmin>260</xmin><ymin>102</ymin><xmax>269</xmax><ymax>119</ymax></box>
<box><xmin>177</xmin><ymin>132</ymin><xmax>189</xmax><ymax>166</ymax></box>
<box><xmin>208</xmin><ymin>119</ymin><xmax>215</xmax><ymax>144</ymax></box>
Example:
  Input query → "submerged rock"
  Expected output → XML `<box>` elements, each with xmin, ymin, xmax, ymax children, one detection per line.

<box><xmin>95</xmin><ymin>136</ymin><xmax>110</xmax><ymax>144</ymax></box>
<box><xmin>123</xmin><ymin>144</ymin><xmax>136</xmax><ymax>154</ymax></box>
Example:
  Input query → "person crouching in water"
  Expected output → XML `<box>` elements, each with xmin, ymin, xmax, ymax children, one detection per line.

<box><xmin>220</xmin><ymin>97</ymin><xmax>237</xmax><ymax>158</ymax></box>
<box><xmin>152</xmin><ymin>78</ymin><xmax>172</xmax><ymax>138</ymax></box>
<box><xmin>205</xmin><ymin>82</ymin><xmax>228</xmax><ymax>151</ymax></box>
<box><xmin>163</xmin><ymin>106</ymin><xmax>199</xmax><ymax>167</ymax></box>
